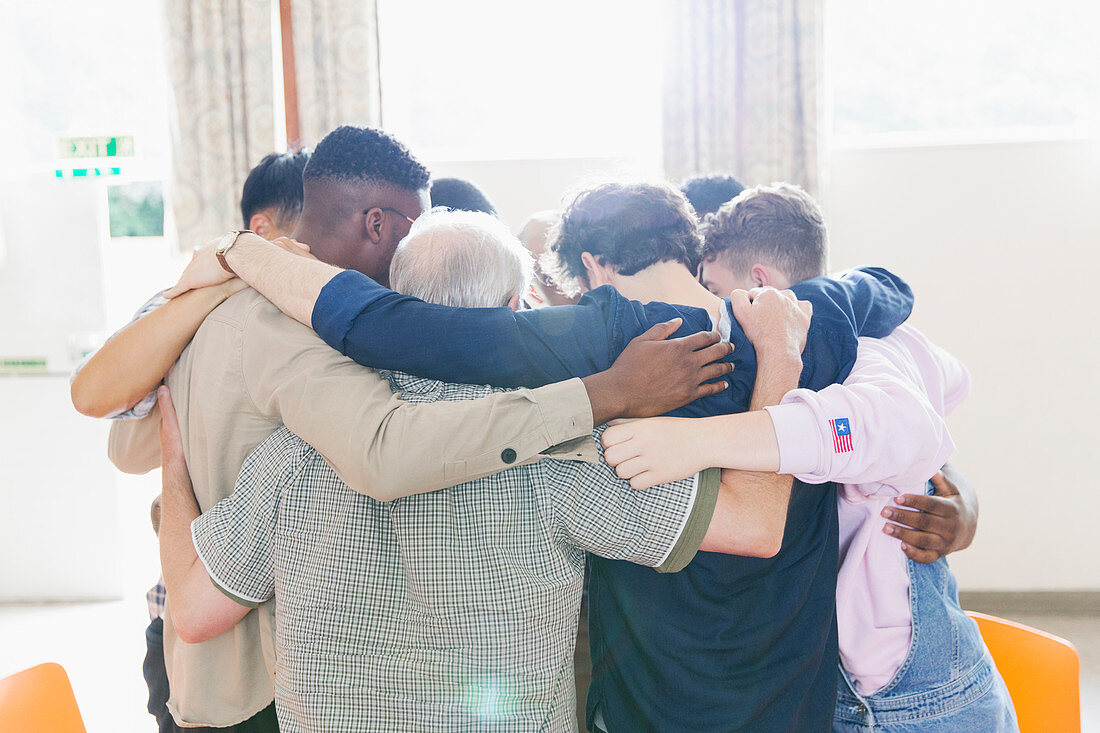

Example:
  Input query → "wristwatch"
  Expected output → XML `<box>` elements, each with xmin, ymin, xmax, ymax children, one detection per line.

<box><xmin>215</xmin><ymin>230</ymin><xmax>253</xmax><ymax>275</ymax></box>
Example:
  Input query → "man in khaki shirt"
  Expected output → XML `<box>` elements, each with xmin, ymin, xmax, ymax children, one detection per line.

<box><xmin>106</xmin><ymin>127</ymin><xmax>732</xmax><ymax>729</ymax></box>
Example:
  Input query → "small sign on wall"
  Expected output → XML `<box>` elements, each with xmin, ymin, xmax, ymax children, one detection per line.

<box><xmin>58</xmin><ymin>135</ymin><xmax>135</xmax><ymax>159</ymax></box>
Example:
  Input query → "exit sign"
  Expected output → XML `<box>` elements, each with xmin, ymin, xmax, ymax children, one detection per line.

<box><xmin>58</xmin><ymin>135</ymin><xmax>135</xmax><ymax>159</ymax></box>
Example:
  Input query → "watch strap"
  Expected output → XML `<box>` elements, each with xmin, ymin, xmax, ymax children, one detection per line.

<box><xmin>216</xmin><ymin>230</ymin><xmax>253</xmax><ymax>275</ymax></box>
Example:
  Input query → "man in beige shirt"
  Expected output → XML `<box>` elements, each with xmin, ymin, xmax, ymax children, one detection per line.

<box><xmin>104</xmin><ymin>127</ymin><xmax>732</xmax><ymax>730</ymax></box>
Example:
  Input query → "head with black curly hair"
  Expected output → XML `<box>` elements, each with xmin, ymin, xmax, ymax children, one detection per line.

<box><xmin>679</xmin><ymin>173</ymin><xmax>746</xmax><ymax>219</ymax></box>
<box><xmin>429</xmin><ymin>177</ymin><xmax>498</xmax><ymax>216</ymax></box>
<box><xmin>296</xmin><ymin>125</ymin><xmax>431</xmax><ymax>284</ymax></box>
<box><xmin>542</xmin><ymin>182</ymin><xmax>703</xmax><ymax>298</ymax></box>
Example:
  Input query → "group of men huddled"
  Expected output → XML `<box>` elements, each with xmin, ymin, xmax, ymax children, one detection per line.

<box><xmin>72</xmin><ymin>125</ymin><xmax>1018</xmax><ymax>732</ymax></box>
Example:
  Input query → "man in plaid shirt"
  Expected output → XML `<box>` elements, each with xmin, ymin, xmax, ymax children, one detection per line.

<box><xmin>157</xmin><ymin>210</ymin><xmax>808</xmax><ymax>731</ymax></box>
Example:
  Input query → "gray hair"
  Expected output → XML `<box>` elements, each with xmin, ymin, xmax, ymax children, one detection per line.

<box><xmin>389</xmin><ymin>207</ymin><xmax>533</xmax><ymax>308</ymax></box>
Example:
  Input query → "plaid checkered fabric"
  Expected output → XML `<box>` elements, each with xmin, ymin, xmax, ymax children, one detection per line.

<box><xmin>192</xmin><ymin>372</ymin><xmax>709</xmax><ymax>732</ymax></box>
<box><xmin>146</xmin><ymin>579</ymin><xmax>166</xmax><ymax>621</ymax></box>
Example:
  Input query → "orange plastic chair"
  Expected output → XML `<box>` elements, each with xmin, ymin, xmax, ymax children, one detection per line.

<box><xmin>0</xmin><ymin>663</ymin><xmax>87</xmax><ymax>733</ymax></box>
<box><xmin>967</xmin><ymin>611</ymin><xmax>1080</xmax><ymax>733</ymax></box>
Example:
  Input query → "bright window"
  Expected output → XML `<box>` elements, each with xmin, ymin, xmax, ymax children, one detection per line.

<box><xmin>827</xmin><ymin>0</ymin><xmax>1100</xmax><ymax>143</ymax></box>
<box><xmin>377</xmin><ymin>0</ymin><xmax>663</xmax><ymax>162</ymax></box>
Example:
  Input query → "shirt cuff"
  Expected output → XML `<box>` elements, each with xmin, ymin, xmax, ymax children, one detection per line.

<box><xmin>191</xmin><ymin>519</ymin><xmax>266</xmax><ymax>609</ymax></box>
<box><xmin>764</xmin><ymin>401</ymin><xmax>823</xmax><ymax>477</ymax></box>
<box><xmin>535</xmin><ymin>378</ymin><xmax>598</xmax><ymax>463</ymax></box>
<box><xmin>311</xmin><ymin>269</ymin><xmax>372</xmax><ymax>353</ymax></box>
<box><xmin>207</xmin><ymin>576</ymin><xmax>263</xmax><ymax>609</ymax></box>
<box><xmin>656</xmin><ymin>467</ymin><xmax>721</xmax><ymax>573</ymax></box>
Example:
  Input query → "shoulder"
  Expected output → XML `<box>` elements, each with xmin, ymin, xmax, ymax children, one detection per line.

<box><xmin>857</xmin><ymin>325</ymin><xmax>969</xmax><ymax>408</ymax></box>
<box><xmin>202</xmin><ymin>288</ymin><xmax>311</xmax><ymax>337</ymax></box>
<box><xmin>865</xmin><ymin>324</ymin><xmax>943</xmax><ymax>369</ymax></box>
<box><xmin>207</xmin><ymin>288</ymin><xmax>331</xmax><ymax>359</ymax></box>
<box><xmin>202</xmin><ymin>287</ymin><xmax>268</xmax><ymax>329</ymax></box>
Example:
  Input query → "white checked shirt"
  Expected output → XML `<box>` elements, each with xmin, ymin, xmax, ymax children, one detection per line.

<box><xmin>192</xmin><ymin>372</ymin><xmax>718</xmax><ymax>732</ymax></box>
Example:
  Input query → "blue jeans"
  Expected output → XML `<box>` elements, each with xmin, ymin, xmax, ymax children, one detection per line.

<box><xmin>833</xmin><ymin>549</ymin><xmax>1018</xmax><ymax>732</ymax></box>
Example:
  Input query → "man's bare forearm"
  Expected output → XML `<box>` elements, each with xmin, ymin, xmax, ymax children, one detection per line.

<box><xmin>159</xmin><ymin>447</ymin><xmax>206</xmax><ymax>638</ymax></box>
<box><xmin>750</xmin><ymin>345</ymin><xmax>803</xmax><ymax>411</ymax></box>
<box><xmin>226</xmin><ymin>234</ymin><xmax>342</xmax><ymax>327</ymax></box>
<box><xmin>687</xmin><ymin>349</ymin><xmax>800</xmax><ymax>473</ymax></box>
<box><xmin>160</xmin><ymin>474</ymin><xmax>202</xmax><ymax>595</ymax></box>
<box><xmin>158</xmin><ymin>388</ymin><xmax>251</xmax><ymax>643</ymax></box>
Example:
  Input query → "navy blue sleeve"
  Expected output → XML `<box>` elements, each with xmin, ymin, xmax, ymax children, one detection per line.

<box><xmin>788</xmin><ymin>266</ymin><xmax>914</xmax><ymax>389</ymax></box>
<box><xmin>310</xmin><ymin>265</ymin><xmax>913</xmax><ymax>408</ymax></box>
<box><xmin>311</xmin><ymin>269</ymin><xmax>620</xmax><ymax>388</ymax></box>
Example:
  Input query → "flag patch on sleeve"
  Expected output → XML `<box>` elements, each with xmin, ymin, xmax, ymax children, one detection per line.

<box><xmin>829</xmin><ymin>417</ymin><xmax>853</xmax><ymax>453</ymax></box>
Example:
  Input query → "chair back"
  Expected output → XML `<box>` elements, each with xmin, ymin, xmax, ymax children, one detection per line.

<box><xmin>967</xmin><ymin>611</ymin><xmax>1080</xmax><ymax>733</ymax></box>
<box><xmin>0</xmin><ymin>663</ymin><xmax>87</xmax><ymax>733</ymax></box>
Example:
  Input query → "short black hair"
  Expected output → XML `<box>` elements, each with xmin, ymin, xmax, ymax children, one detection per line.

<box><xmin>680</xmin><ymin>173</ymin><xmax>746</xmax><ymax>218</ymax></box>
<box><xmin>240</xmin><ymin>149</ymin><xmax>311</xmax><ymax>228</ymax></box>
<box><xmin>545</xmin><ymin>182</ymin><xmax>703</xmax><ymax>296</ymax></box>
<box><xmin>429</xmin><ymin>177</ymin><xmax>498</xmax><ymax>215</ymax></box>
<box><xmin>303</xmin><ymin>125</ymin><xmax>430</xmax><ymax>192</ymax></box>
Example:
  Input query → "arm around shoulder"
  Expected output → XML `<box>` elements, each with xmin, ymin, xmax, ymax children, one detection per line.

<box><xmin>241</xmin><ymin>303</ymin><xmax>597</xmax><ymax>500</ymax></box>
<box><xmin>71</xmin><ymin>284</ymin><xmax>239</xmax><ymax>418</ymax></box>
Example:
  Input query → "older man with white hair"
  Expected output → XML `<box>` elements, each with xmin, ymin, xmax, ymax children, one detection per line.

<box><xmin>390</xmin><ymin>208</ymin><xmax>532</xmax><ymax>309</ymax></box>
<box><xmin>155</xmin><ymin>208</ymin><xmax>811</xmax><ymax>732</ymax></box>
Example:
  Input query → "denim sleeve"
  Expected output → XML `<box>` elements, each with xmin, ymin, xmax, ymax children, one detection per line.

<box><xmin>311</xmin><ymin>270</ymin><xmax>618</xmax><ymax>387</ymax></box>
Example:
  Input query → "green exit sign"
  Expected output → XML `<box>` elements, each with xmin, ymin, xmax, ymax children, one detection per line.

<box><xmin>58</xmin><ymin>135</ymin><xmax>135</xmax><ymax>159</ymax></box>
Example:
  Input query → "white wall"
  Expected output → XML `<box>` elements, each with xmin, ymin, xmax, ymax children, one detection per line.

<box><xmin>0</xmin><ymin>377</ymin><xmax>123</xmax><ymax>600</ymax></box>
<box><xmin>428</xmin><ymin>157</ymin><xmax>662</xmax><ymax>231</ymax></box>
<box><xmin>826</xmin><ymin>138</ymin><xmax>1100</xmax><ymax>591</ymax></box>
<box><xmin>0</xmin><ymin>205</ymin><xmax>183</xmax><ymax>601</ymax></box>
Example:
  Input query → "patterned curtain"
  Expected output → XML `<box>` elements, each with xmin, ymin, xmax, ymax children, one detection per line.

<box><xmin>164</xmin><ymin>0</ymin><xmax>276</xmax><ymax>252</ymax></box>
<box><xmin>291</xmin><ymin>0</ymin><xmax>382</xmax><ymax>147</ymax></box>
<box><xmin>663</xmin><ymin>0</ymin><xmax>822</xmax><ymax>194</ymax></box>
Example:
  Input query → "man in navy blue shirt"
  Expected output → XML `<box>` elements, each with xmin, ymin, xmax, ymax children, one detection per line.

<box><xmin>169</xmin><ymin>182</ymin><xmax>913</xmax><ymax>732</ymax></box>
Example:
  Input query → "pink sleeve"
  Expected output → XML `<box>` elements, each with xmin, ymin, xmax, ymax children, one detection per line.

<box><xmin>931</xmin><ymin>341</ymin><xmax>971</xmax><ymax>415</ymax></box>
<box><xmin>763</xmin><ymin>332</ymin><xmax>956</xmax><ymax>494</ymax></box>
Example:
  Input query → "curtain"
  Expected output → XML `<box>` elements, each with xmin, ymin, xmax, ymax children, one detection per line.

<box><xmin>291</xmin><ymin>0</ymin><xmax>382</xmax><ymax>147</ymax></box>
<box><xmin>663</xmin><ymin>0</ymin><xmax>822</xmax><ymax>194</ymax></box>
<box><xmin>164</xmin><ymin>0</ymin><xmax>276</xmax><ymax>251</ymax></box>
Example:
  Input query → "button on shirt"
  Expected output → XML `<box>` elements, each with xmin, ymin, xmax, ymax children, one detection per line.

<box><xmin>192</xmin><ymin>372</ymin><xmax>720</xmax><ymax>733</ymax></box>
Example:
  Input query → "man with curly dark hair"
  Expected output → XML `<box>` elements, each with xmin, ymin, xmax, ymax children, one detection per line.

<box><xmin>543</xmin><ymin>182</ymin><xmax>703</xmax><ymax>297</ymax></box>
